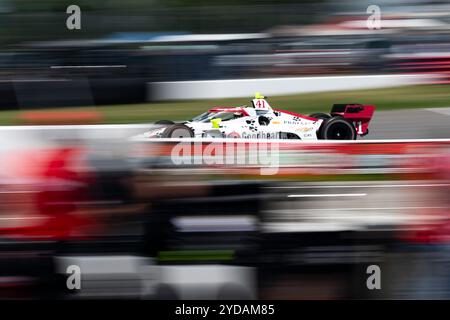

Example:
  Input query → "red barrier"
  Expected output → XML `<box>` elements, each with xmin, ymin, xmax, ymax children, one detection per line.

<box><xmin>133</xmin><ymin>139</ymin><xmax>450</xmax><ymax>179</ymax></box>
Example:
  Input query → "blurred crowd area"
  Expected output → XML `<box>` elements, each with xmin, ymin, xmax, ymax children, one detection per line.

<box><xmin>0</xmin><ymin>0</ymin><xmax>449</xmax><ymax>108</ymax></box>
<box><xmin>0</xmin><ymin>127</ymin><xmax>449</xmax><ymax>299</ymax></box>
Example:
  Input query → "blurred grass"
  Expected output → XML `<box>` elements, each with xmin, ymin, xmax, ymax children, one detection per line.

<box><xmin>1</xmin><ymin>84</ymin><xmax>450</xmax><ymax>125</ymax></box>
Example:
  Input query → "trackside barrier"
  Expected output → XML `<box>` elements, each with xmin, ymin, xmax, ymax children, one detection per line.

<box><xmin>133</xmin><ymin>138</ymin><xmax>450</xmax><ymax>178</ymax></box>
<box><xmin>0</xmin><ymin>123</ymin><xmax>448</xmax><ymax>179</ymax></box>
<box><xmin>148</xmin><ymin>74</ymin><xmax>432</xmax><ymax>101</ymax></box>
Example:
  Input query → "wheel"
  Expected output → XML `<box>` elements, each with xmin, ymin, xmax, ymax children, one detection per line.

<box><xmin>155</xmin><ymin>120</ymin><xmax>174</xmax><ymax>125</ymax></box>
<box><xmin>321</xmin><ymin>117</ymin><xmax>356</xmax><ymax>140</ymax></box>
<box><xmin>309</xmin><ymin>113</ymin><xmax>331</xmax><ymax>120</ymax></box>
<box><xmin>162</xmin><ymin>124</ymin><xmax>194</xmax><ymax>138</ymax></box>
<box><xmin>311</xmin><ymin>113</ymin><xmax>336</xmax><ymax>139</ymax></box>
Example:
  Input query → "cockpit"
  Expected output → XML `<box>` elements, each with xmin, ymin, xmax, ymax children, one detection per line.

<box><xmin>191</xmin><ymin>110</ymin><xmax>245</xmax><ymax>123</ymax></box>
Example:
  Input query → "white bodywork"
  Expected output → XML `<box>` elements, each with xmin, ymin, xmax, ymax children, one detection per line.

<box><xmin>140</xmin><ymin>98</ymin><xmax>323</xmax><ymax>140</ymax></box>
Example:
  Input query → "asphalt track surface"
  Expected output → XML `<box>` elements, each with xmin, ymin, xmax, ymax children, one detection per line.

<box><xmin>361</xmin><ymin>107</ymin><xmax>450</xmax><ymax>140</ymax></box>
<box><xmin>263</xmin><ymin>181</ymin><xmax>448</xmax><ymax>232</ymax></box>
<box><xmin>1</xmin><ymin>107</ymin><xmax>449</xmax><ymax>141</ymax></box>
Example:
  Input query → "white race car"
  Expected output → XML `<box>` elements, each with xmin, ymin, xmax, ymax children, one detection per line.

<box><xmin>139</xmin><ymin>93</ymin><xmax>375</xmax><ymax>140</ymax></box>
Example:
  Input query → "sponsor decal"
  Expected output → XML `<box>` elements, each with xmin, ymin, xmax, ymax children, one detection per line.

<box><xmin>241</xmin><ymin>132</ymin><xmax>279</xmax><ymax>139</ymax></box>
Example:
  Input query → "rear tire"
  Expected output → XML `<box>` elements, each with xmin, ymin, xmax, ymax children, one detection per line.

<box><xmin>310</xmin><ymin>113</ymin><xmax>331</xmax><ymax>138</ymax></box>
<box><xmin>321</xmin><ymin>117</ymin><xmax>356</xmax><ymax>140</ymax></box>
<box><xmin>309</xmin><ymin>113</ymin><xmax>331</xmax><ymax>120</ymax></box>
<box><xmin>162</xmin><ymin>124</ymin><xmax>194</xmax><ymax>138</ymax></box>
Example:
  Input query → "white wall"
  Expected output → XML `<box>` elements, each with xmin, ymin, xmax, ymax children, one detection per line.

<box><xmin>148</xmin><ymin>74</ymin><xmax>431</xmax><ymax>101</ymax></box>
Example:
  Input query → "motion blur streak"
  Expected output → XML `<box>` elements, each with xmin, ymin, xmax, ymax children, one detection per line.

<box><xmin>0</xmin><ymin>127</ymin><xmax>448</xmax><ymax>299</ymax></box>
<box><xmin>0</xmin><ymin>0</ymin><xmax>450</xmax><ymax>300</ymax></box>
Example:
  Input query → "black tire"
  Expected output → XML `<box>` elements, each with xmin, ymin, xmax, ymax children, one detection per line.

<box><xmin>310</xmin><ymin>113</ymin><xmax>331</xmax><ymax>139</ymax></box>
<box><xmin>162</xmin><ymin>124</ymin><xmax>194</xmax><ymax>138</ymax></box>
<box><xmin>155</xmin><ymin>120</ymin><xmax>175</xmax><ymax>125</ymax></box>
<box><xmin>321</xmin><ymin>117</ymin><xmax>356</xmax><ymax>140</ymax></box>
<box><xmin>309</xmin><ymin>112</ymin><xmax>331</xmax><ymax>120</ymax></box>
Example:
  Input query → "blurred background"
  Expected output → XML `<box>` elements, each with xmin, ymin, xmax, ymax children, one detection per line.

<box><xmin>0</xmin><ymin>0</ymin><xmax>449</xmax><ymax>299</ymax></box>
<box><xmin>0</xmin><ymin>0</ymin><xmax>448</xmax><ymax>112</ymax></box>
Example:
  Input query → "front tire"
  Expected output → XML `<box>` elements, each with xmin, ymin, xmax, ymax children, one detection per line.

<box><xmin>321</xmin><ymin>117</ymin><xmax>356</xmax><ymax>140</ymax></box>
<box><xmin>155</xmin><ymin>120</ymin><xmax>175</xmax><ymax>125</ymax></box>
<box><xmin>162</xmin><ymin>124</ymin><xmax>194</xmax><ymax>138</ymax></box>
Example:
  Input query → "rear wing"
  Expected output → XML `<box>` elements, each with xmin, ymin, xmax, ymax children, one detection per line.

<box><xmin>330</xmin><ymin>104</ymin><xmax>376</xmax><ymax>136</ymax></box>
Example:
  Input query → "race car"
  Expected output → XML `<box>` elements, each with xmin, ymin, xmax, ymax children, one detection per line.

<box><xmin>138</xmin><ymin>93</ymin><xmax>375</xmax><ymax>140</ymax></box>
